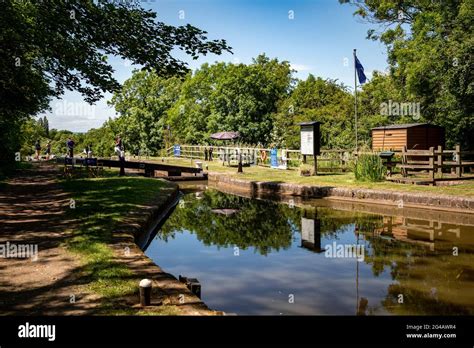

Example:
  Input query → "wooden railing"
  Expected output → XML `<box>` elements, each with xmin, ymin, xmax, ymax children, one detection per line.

<box><xmin>398</xmin><ymin>145</ymin><xmax>474</xmax><ymax>182</ymax></box>
<box><xmin>167</xmin><ymin>144</ymin><xmax>355</xmax><ymax>172</ymax></box>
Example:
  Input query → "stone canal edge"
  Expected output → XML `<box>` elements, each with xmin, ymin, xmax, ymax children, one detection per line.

<box><xmin>207</xmin><ymin>173</ymin><xmax>474</xmax><ymax>214</ymax></box>
<box><xmin>112</xmin><ymin>179</ymin><xmax>221</xmax><ymax>315</ymax></box>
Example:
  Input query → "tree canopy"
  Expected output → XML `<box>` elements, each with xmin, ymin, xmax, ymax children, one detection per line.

<box><xmin>0</xmin><ymin>0</ymin><xmax>231</xmax><ymax>169</ymax></box>
<box><xmin>340</xmin><ymin>0</ymin><xmax>474</xmax><ymax>148</ymax></box>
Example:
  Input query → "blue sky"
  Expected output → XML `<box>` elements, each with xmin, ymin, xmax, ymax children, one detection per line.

<box><xmin>46</xmin><ymin>0</ymin><xmax>388</xmax><ymax>132</ymax></box>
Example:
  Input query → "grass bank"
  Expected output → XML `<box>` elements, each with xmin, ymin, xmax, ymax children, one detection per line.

<box><xmin>61</xmin><ymin>174</ymin><xmax>179</xmax><ymax>315</ymax></box>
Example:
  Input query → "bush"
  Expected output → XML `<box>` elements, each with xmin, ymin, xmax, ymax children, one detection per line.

<box><xmin>354</xmin><ymin>153</ymin><xmax>386</xmax><ymax>182</ymax></box>
<box><xmin>299</xmin><ymin>163</ymin><xmax>315</xmax><ymax>176</ymax></box>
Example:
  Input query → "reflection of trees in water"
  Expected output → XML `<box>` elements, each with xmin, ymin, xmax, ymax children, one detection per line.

<box><xmin>364</xmin><ymin>237</ymin><xmax>420</xmax><ymax>277</ymax></box>
<box><xmin>382</xmin><ymin>283</ymin><xmax>473</xmax><ymax>315</ymax></box>
<box><xmin>319</xmin><ymin>210</ymin><xmax>474</xmax><ymax>315</ymax></box>
<box><xmin>159</xmin><ymin>191</ymin><xmax>391</xmax><ymax>256</ymax></box>
<box><xmin>361</xmin><ymin>223</ymin><xmax>474</xmax><ymax>315</ymax></box>
<box><xmin>158</xmin><ymin>191</ymin><xmax>474</xmax><ymax>314</ymax></box>
<box><xmin>159</xmin><ymin>190</ymin><xmax>302</xmax><ymax>255</ymax></box>
<box><xmin>317</xmin><ymin>208</ymin><xmax>384</xmax><ymax>240</ymax></box>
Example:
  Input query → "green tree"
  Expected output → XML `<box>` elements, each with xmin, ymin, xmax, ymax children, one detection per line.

<box><xmin>341</xmin><ymin>0</ymin><xmax>474</xmax><ymax>149</ymax></box>
<box><xmin>166</xmin><ymin>54</ymin><xmax>293</xmax><ymax>145</ymax></box>
<box><xmin>42</xmin><ymin>116</ymin><xmax>49</xmax><ymax>137</ymax></box>
<box><xmin>273</xmin><ymin>75</ymin><xmax>353</xmax><ymax>149</ymax></box>
<box><xmin>0</xmin><ymin>0</ymin><xmax>231</xmax><ymax>168</ymax></box>
<box><xmin>81</xmin><ymin>123</ymin><xmax>116</xmax><ymax>158</ymax></box>
<box><xmin>110</xmin><ymin>70</ymin><xmax>184</xmax><ymax>155</ymax></box>
<box><xmin>19</xmin><ymin>118</ymin><xmax>46</xmax><ymax>156</ymax></box>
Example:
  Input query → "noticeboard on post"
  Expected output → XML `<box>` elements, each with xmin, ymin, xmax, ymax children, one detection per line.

<box><xmin>299</xmin><ymin>121</ymin><xmax>320</xmax><ymax>156</ymax></box>
<box><xmin>301</xmin><ymin>126</ymin><xmax>314</xmax><ymax>155</ymax></box>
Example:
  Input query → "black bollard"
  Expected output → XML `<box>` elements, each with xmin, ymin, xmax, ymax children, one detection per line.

<box><xmin>119</xmin><ymin>155</ymin><xmax>125</xmax><ymax>176</ymax></box>
<box><xmin>139</xmin><ymin>279</ymin><xmax>152</xmax><ymax>306</ymax></box>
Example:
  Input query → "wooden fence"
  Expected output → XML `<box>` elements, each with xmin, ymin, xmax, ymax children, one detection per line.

<box><xmin>395</xmin><ymin>145</ymin><xmax>474</xmax><ymax>183</ymax></box>
<box><xmin>166</xmin><ymin>145</ymin><xmax>354</xmax><ymax>172</ymax></box>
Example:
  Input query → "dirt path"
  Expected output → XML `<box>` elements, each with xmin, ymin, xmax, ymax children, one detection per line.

<box><xmin>0</xmin><ymin>163</ymin><xmax>100</xmax><ymax>315</ymax></box>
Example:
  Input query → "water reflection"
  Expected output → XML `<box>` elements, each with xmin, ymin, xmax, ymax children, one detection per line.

<box><xmin>145</xmin><ymin>189</ymin><xmax>474</xmax><ymax>315</ymax></box>
<box><xmin>159</xmin><ymin>190</ymin><xmax>297</xmax><ymax>255</ymax></box>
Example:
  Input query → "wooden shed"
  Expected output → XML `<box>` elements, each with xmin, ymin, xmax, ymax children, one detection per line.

<box><xmin>371</xmin><ymin>123</ymin><xmax>445</xmax><ymax>151</ymax></box>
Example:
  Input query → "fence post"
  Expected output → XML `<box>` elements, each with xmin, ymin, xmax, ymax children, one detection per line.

<box><xmin>437</xmin><ymin>145</ymin><xmax>443</xmax><ymax>178</ymax></box>
<box><xmin>402</xmin><ymin>146</ymin><xmax>407</xmax><ymax>177</ymax></box>
<box><xmin>455</xmin><ymin>144</ymin><xmax>461</xmax><ymax>178</ymax></box>
<box><xmin>428</xmin><ymin>147</ymin><xmax>435</xmax><ymax>182</ymax></box>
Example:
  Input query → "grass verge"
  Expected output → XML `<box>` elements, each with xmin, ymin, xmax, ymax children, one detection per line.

<box><xmin>61</xmin><ymin>174</ymin><xmax>179</xmax><ymax>315</ymax></box>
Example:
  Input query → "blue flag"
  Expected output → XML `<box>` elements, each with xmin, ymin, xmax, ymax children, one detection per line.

<box><xmin>355</xmin><ymin>54</ymin><xmax>367</xmax><ymax>84</ymax></box>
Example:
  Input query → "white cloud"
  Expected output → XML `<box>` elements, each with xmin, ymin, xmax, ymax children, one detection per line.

<box><xmin>44</xmin><ymin>91</ymin><xmax>118</xmax><ymax>132</ymax></box>
<box><xmin>290</xmin><ymin>63</ymin><xmax>314</xmax><ymax>72</ymax></box>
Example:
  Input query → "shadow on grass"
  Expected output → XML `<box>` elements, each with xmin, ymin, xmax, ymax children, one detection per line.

<box><xmin>60</xmin><ymin>176</ymin><xmax>178</xmax><ymax>313</ymax></box>
<box><xmin>0</xmin><ymin>163</ymin><xmax>182</xmax><ymax>315</ymax></box>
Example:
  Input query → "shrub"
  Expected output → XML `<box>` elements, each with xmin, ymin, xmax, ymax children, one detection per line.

<box><xmin>354</xmin><ymin>153</ymin><xmax>386</xmax><ymax>182</ymax></box>
<box><xmin>299</xmin><ymin>163</ymin><xmax>315</xmax><ymax>176</ymax></box>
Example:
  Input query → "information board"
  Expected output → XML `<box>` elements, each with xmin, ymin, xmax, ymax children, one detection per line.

<box><xmin>300</xmin><ymin>126</ymin><xmax>314</xmax><ymax>155</ymax></box>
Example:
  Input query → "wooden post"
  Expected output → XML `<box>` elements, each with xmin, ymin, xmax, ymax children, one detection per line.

<box><xmin>237</xmin><ymin>149</ymin><xmax>243</xmax><ymax>173</ymax></box>
<box><xmin>437</xmin><ymin>145</ymin><xmax>443</xmax><ymax>178</ymax></box>
<box><xmin>429</xmin><ymin>147</ymin><xmax>435</xmax><ymax>182</ymax></box>
<box><xmin>402</xmin><ymin>146</ymin><xmax>407</xmax><ymax>177</ymax></box>
<box><xmin>119</xmin><ymin>155</ymin><xmax>125</xmax><ymax>176</ymax></box>
<box><xmin>303</xmin><ymin>155</ymin><xmax>307</xmax><ymax>164</ymax></box>
<box><xmin>313</xmin><ymin>155</ymin><xmax>317</xmax><ymax>176</ymax></box>
<box><xmin>455</xmin><ymin>144</ymin><xmax>461</xmax><ymax>177</ymax></box>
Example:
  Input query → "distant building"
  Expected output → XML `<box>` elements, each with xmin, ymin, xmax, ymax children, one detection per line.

<box><xmin>371</xmin><ymin>123</ymin><xmax>445</xmax><ymax>151</ymax></box>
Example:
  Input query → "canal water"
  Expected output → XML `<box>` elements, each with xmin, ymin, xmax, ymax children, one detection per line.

<box><xmin>144</xmin><ymin>187</ymin><xmax>474</xmax><ymax>315</ymax></box>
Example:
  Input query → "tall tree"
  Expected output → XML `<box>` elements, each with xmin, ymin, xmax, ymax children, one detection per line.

<box><xmin>340</xmin><ymin>0</ymin><xmax>474</xmax><ymax>148</ymax></box>
<box><xmin>273</xmin><ymin>75</ymin><xmax>353</xmax><ymax>149</ymax></box>
<box><xmin>166</xmin><ymin>54</ymin><xmax>293</xmax><ymax>145</ymax></box>
<box><xmin>42</xmin><ymin>116</ymin><xmax>49</xmax><ymax>137</ymax></box>
<box><xmin>110</xmin><ymin>70</ymin><xmax>184</xmax><ymax>155</ymax></box>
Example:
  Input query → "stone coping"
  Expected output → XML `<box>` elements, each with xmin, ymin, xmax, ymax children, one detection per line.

<box><xmin>112</xmin><ymin>179</ymin><xmax>219</xmax><ymax>315</ymax></box>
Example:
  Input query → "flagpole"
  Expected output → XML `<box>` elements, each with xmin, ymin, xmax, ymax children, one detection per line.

<box><xmin>353</xmin><ymin>49</ymin><xmax>358</xmax><ymax>153</ymax></box>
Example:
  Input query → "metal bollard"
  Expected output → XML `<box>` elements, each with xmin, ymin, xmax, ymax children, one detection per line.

<box><xmin>139</xmin><ymin>279</ymin><xmax>152</xmax><ymax>306</ymax></box>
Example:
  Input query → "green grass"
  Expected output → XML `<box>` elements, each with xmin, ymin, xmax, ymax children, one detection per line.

<box><xmin>61</xmin><ymin>174</ymin><xmax>179</xmax><ymax>315</ymax></box>
<box><xmin>156</xmin><ymin>157</ymin><xmax>474</xmax><ymax>197</ymax></box>
<box><xmin>354</xmin><ymin>153</ymin><xmax>386</xmax><ymax>182</ymax></box>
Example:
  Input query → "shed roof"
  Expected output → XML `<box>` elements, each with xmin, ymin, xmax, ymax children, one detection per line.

<box><xmin>299</xmin><ymin>121</ymin><xmax>321</xmax><ymax>126</ymax></box>
<box><xmin>371</xmin><ymin>123</ymin><xmax>443</xmax><ymax>130</ymax></box>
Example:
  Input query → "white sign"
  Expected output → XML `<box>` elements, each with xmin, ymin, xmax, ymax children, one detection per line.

<box><xmin>300</xmin><ymin>126</ymin><xmax>314</xmax><ymax>155</ymax></box>
<box><xmin>301</xmin><ymin>217</ymin><xmax>315</xmax><ymax>243</ymax></box>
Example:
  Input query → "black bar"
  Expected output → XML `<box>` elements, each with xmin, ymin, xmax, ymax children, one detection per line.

<box><xmin>0</xmin><ymin>316</ymin><xmax>472</xmax><ymax>346</ymax></box>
